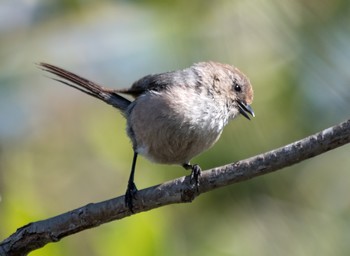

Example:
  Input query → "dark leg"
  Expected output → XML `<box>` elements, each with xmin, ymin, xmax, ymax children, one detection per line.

<box><xmin>183</xmin><ymin>163</ymin><xmax>201</xmax><ymax>189</ymax></box>
<box><xmin>125</xmin><ymin>152</ymin><xmax>138</xmax><ymax>212</ymax></box>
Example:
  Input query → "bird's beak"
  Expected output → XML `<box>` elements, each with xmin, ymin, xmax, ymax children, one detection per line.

<box><xmin>238</xmin><ymin>100</ymin><xmax>255</xmax><ymax>120</ymax></box>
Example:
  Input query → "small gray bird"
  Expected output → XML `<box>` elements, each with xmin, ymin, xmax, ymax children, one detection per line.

<box><xmin>39</xmin><ymin>61</ymin><xmax>254</xmax><ymax>211</ymax></box>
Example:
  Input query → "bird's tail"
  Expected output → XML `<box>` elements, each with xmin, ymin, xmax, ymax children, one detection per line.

<box><xmin>39</xmin><ymin>63</ymin><xmax>131</xmax><ymax>112</ymax></box>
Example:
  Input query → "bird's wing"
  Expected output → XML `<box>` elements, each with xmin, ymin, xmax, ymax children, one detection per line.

<box><xmin>116</xmin><ymin>72</ymin><xmax>175</xmax><ymax>98</ymax></box>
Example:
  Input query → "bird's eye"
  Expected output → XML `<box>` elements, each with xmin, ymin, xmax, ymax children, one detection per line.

<box><xmin>234</xmin><ymin>84</ymin><xmax>241</xmax><ymax>92</ymax></box>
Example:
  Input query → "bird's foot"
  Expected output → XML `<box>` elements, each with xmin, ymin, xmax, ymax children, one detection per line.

<box><xmin>183</xmin><ymin>163</ymin><xmax>202</xmax><ymax>191</ymax></box>
<box><xmin>125</xmin><ymin>182</ymin><xmax>138</xmax><ymax>213</ymax></box>
<box><xmin>190</xmin><ymin>164</ymin><xmax>201</xmax><ymax>187</ymax></box>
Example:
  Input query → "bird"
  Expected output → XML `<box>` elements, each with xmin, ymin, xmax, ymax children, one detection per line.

<box><xmin>39</xmin><ymin>61</ymin><xmax>254</xmax><ymax>211</ymax></box>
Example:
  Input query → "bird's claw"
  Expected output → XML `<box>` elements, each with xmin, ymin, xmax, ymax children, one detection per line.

<box><xmin>190</xmin><ymin>164</ymin><xmax>201</xmax><ymax>190</ymax></box>
<box><xmin>183</xmin><ymin>163</ymin><xmax>201</xmax><ymax>191</ymax></box>
<box><xmin>125</xmin><ymin>182</ymin><xmax>138</xmax><ymax>213</ymax></box>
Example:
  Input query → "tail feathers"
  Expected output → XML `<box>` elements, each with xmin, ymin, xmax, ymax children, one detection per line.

<box><xmin>39</xmin><ymin>63</ymin><xmax>131</xmax><ymax>112</ymax></box>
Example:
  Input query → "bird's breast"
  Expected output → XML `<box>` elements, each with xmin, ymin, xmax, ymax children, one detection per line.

<box><xmin>127</xmin><ymin>88</ymin><xmax>228</xmax><ymax>165</ymax></box>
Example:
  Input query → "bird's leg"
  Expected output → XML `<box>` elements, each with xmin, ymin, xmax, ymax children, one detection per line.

<box><xmin>125</xmin><ymin>152</ymin><xmax>138</xmax><ymax>212</ymax></box>
<box><xmin>183</xmin><ymin>163</ymin><xmax>201</xmax><ymax>189</ymax></box>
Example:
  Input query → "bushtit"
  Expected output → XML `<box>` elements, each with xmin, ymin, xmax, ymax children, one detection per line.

<box><xmin>39</xmin><ymin>61</ymin><xmax>254</xmax><ymax>211</ymax></box>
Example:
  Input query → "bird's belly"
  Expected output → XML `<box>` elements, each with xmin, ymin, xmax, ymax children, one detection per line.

<box><xmin>127</xmin><ymin>90</ymin><xmax>226</xmax><ymax>165</ymax></box>
<box><xmin>138</xmin><ymin>126</ymin><xmax>222</xmax><ymax>165</ymax></box>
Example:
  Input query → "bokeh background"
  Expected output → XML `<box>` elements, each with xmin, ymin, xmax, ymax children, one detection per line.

<box><xmin>1</xmin><ymin>0</ymin><xmax>350</xmax><ymax>255</ymax></box>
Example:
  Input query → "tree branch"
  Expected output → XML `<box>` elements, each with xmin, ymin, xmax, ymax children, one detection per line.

<box><xmin>1</xmin><ymin>119</ymin><xmax>350</xmax><ymax>256</ymax></box>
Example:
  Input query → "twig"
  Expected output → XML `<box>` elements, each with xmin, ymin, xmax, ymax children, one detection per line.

<box><xmin>1</xmin><ymin>118</ymin><xmax>350</xmax><ymax>256</ymax></box>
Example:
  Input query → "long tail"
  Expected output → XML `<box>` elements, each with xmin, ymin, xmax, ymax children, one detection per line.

<box><xmin>39</xmin><ymin>63</ymin><xmax>131</xmax><ymax>112</ymax></box>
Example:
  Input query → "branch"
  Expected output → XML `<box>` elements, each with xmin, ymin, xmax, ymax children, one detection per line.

<box><xmin>1</xmin><ymin>119</ymin><xmax>350</xmax><ymax>256</ymax></box>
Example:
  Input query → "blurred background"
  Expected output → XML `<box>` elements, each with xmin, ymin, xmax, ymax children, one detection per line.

<box><xmin>1</xmin><ymin>0</ymin><xmax>350</xmax><ymax>255</ymax></box>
